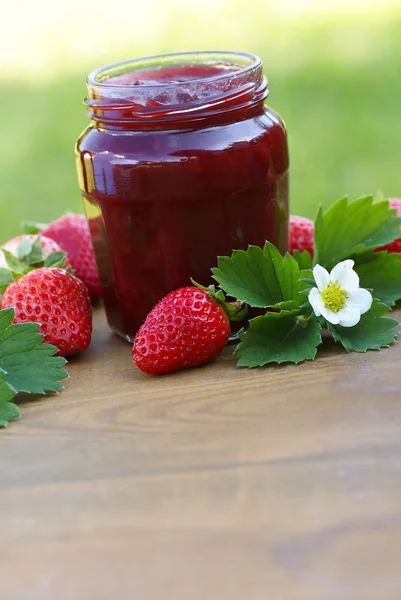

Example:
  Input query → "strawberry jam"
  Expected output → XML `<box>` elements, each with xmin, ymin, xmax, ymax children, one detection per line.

<box><xmin>75</xmin><ymin>51</ymin><xmax>289</xmax><ymax>341</ymax></box>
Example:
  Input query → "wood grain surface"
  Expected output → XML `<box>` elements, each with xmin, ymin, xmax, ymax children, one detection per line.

<box><xmin>1</xmin><ymin>306</ymin><xmax>401</xmax><ymax>600</ymax></box>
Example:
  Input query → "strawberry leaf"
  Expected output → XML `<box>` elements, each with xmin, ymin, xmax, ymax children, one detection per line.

<box><xmin>298</xmin><ymin>268</ymin><xmax>315</xmax><ymax>288</ymax></box>
<box><xmin>292</xmin><ymin>249</ymin><xmax>313</xmax><ymax>270</ymax></box>
<box><xmin>314</xmin><ymin>196</ymin><xmax>401</xmax><ymax>269</ymax></box>
<box><xmin>352</xmin><ymin>251</ymin><xmax>401</xmax><ymax>307</ymax></box>
<box><xmin>235</xmin><ymin>312</ymin><xmax>322</xmax><ymax>366</ymax></box>
<box><xmin>0</xmin><ymin>308</ymin><xmax>14</xmax><ymax>329</ymax></box>
<box><xmin>16</xmin><ymin>236</ymin><xmax>33</xmax><ymax>259</ymax></box>
<box><xmin>0</xmin><ymin>238</ymin><xmax>68</xmax><ymax>286</ymax></box>
<box><xmin>0</xmin><ymin>404</ymin><xmax>20</xmax><ymax>427</ymax></box>
<box><xmin>0</xmin><ymin>268</ymin><xmax>13</xmax><ymax>293</ymax></box>
<box><xmin>327</xmin><ymin>300</ymin><xmax>398</xmax><ymax>352</ymax></box>
<box><xmin>0</xmin><ymin>370</ymin><xmax>16</xmax><ymax>402</ymax></box>
<box><xmin>20</xmin><ymin>221</ymin><xmax>46</xmax><ymax>235</ymax></box>
<box><xmin>44</xmin><ymin>252</ymin><xmax>66</xmax><ymax>268</ymax></box>
<box><xmin>27</xmin><ymin>236</ymin><xmax>44</xmax><ymax>265</ymax></box>
<box><xmin>14</xmin><ymin>236</ymin><xmax>44</xmax><ymax>266</ymax></box>
<box><xmin>0</xmin><ymin>308</ymin><xmax>68</xmax><ymax>396</ymax></box>
<box><xmin>0</xmin><ymin>399</ymin><xmax>20</xmax><ymax>427</ymax></box>
<box><xmin>212</xmin><ymin>242</ymin><xmax>300</xmax><ymax>308</ymax></box>
<box><xmin>1</xmin><ymin>249</ymin><xmax>26</xmax><ymax>274</ymax></box>
<box><xmin>0</xmin><ymin>370</ymin><xmax>19</xmax><ymax>427</ymax></box>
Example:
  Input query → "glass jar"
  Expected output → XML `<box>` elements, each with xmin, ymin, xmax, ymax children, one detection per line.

<box><xmin>75</xmin><ymin>51</ymin><xmax>289</xmax><ymax>341</ymax></box>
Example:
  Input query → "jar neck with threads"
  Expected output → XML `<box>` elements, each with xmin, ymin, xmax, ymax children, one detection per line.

<box><xmin>85</xmin><ymin>51</ymin><xmax>268</xmax><ymax>130</ymax></box>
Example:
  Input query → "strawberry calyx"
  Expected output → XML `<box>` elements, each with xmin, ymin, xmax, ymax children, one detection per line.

<box><xmin>0</xmin><ymin>237</ymin><xmax>70</xmax><ymax>294</ymax></box>
<box><xmin>190</xmin><ymin>279</ymin><xmax>248</xmax><ymax>322</ymax></box>
<box><xmin>20</xmin><ymin>221</ymin><xmax>47</xmax><ymax>235</ymax></box>
<box><xmin>20</xmin><ymin>211</ymin><xmax>76</xmax><ymax>237</ymax></box>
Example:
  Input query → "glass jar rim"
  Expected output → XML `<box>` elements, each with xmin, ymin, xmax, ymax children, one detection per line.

<box><xmin>85</xmin><ymin>50</ymin><xmax>267</xmax><ymax>127</ymax></box>
<box><xmin>87</xmin><ymin>50</ymin><xmax>262</xmax><ymax>89</ymax></box>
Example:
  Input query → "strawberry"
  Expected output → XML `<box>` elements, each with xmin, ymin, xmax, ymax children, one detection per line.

<box><xmin>1</xmin><ymin>268</ymin><xmax>92</xmax><ymax>356</ymax></box>
<box><xmin>0</xmin><ymin>235</ymin><xmax>70</xmax><ymax>269</ymax></box>
<box><xmin>377</xmin><ymin>198</ymin><xmax>401</xmax><ymax>253</ymax></box>
<box><xmin>289</xmin><ymin>215</ymin><xmax>314</xmax><ymax>256</ymax></box>
<box><xmin>41</xmin><ymin>214</ymin><xmax>102</xmax><ymax>300</ymax></box>
<box><xmin>133</xmin><ymin>286</ymin><xmax>231</xmax><ymax>374</ymax></box>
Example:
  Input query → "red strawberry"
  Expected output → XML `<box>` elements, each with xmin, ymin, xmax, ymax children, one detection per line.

<box><xmin>0</xmin><ymin>235</ymin><xmax>70</xmax><ymax>269</ymax></box>
<box><xmin>289</xmin><ymin>215</ymin><xmax>314</xmax><ymax>256</ymax></box>
<box><xmin>133</xmin><ymin>286</ymin><xmax>231</xmax><ymax>374</ymax></box>
<box><xmin>377</xmin><ymin>198</ymin><xmax>401</xmax><ymax>253</ymax></box>
<box><xmin>2</xmin><ymin>268</ymin><xmax>92</xmax><ymax>356</ymax></box>
<box><xmin>42</xmin><ymin>214</ymin><xmax>102</xmax><ymax>300</ymax></box>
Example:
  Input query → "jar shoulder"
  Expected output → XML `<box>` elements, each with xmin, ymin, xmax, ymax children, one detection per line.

<box><xmin>76</xmin><ymin>107</ymin><xmax>287</xmax><ymax>156</ymax></box>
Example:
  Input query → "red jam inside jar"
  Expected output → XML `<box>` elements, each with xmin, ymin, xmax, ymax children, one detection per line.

<box><xmin>76</xmin><ymin>51</ymin><xmax>289</xmax><ymax>341</ymax></box>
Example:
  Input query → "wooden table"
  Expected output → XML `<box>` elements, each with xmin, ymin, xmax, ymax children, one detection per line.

<box><xmin>1</xmin><ymin>306</ymin><xmax>401</xmax><ymax>600</ymax></box>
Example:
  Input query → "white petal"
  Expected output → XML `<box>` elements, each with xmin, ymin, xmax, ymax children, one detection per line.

<box><xmin>330</xmin><ymin>260</ymin><xmax>359</xmax><ymax>293</ymax></box>
<box><xmin>308</xmin><ymin>287</ymin><xmax>323</xmax><ymax>316</ymax></box>
<box><xmin>346</xmin><ymin>288</ymin><xmax>373</xmax><ymax>315</ymax></box>
<box><xmin>337</xmin><ymin>307</ymin><xmax>361</xmax><ymax>327</ymax></box>
<box><xmin>312</xmin><ymin>264</ymin><xmax>330</xmax><ymax>292</ymax></box>
<box><xmin>319</xmin><ymin>305</ymin><xmax>340</xmax><ymax>324</ymax></box>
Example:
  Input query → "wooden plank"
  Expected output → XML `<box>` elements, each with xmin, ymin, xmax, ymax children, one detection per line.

<box><xmin>1</xmin><ymin>307</ymin><xmax>401</xmax><ymax>599</ymax></box>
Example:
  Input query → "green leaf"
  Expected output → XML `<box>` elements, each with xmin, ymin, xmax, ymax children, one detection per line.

<box><xmin>314</xmin><ymin>196</ymin><xmax>401</xmax><ymax>268</ymax></box>
<box><xmin>296</xmin><ymin>269</ymin><xmax>317</xmax><ymax>313</ymax></box>
<box><xmin>212</xmin><ymin>242</ymin><xmax>300</xmax><ymax>308</ymax></box>
<box><xmin>44</xmin><ymin>251</ymin><xmax>66</xmax><ymax>268</ymax></box>
<box><xmin>0</xmin><ymin>401</ymin><xmax>20</xmax><ymax>427</ymax></box>
<box><xmin>16</xmin><ymin>236</ymin><xmax>33</xmax><ymax>259</ymax></box>
<box><xmin>298</xmin><ymin>268</ymin><xmax>315</xmax><ymax>288</ymax></box>
<box><xmin>292</xmin><ymin>249</ymin><xmax>313</xmax><ymax>270</ymax></box>
<box><xmin>0</xmin><ymin>308</ymin><xmax>14</xmax><ymax>330</ymax></box>
<box><xmin>28</xmin><ymin>236</ymin><xmax>44</xmax><ymax>265</ymax></box>
<box><xmin>0</xmin><ymin>370</ymin><xmax>19</xmax><ymax>427</ymax></box>
<box><xmin>21</xmin><ymin>221</ymin><xmax>46</xmax><ymax>235</ymax></box>
<box><xmin>299</xmin><ymin>278</ymin><xmax>315</xmax><ymax>288</ymax></box>
<box><xmin>0</xmin><ymin>238</ymin><xmax>47</xmax><ymax>284</ymax></box>
<box><xmin>1</xmin><ymin>249</ymin><xmax>26</xmax><ymax>274</ymax></box>
<box><xmin>235</xmin><ymin>311</ymin><xmax>322</xmax><ymax>367</ymax></box>
<box><xmin>353</xmin><ymin>251</ymin><xmax>401</xmax><ymax>307</ymax></box>
<box><xmin>272</xmin><ymin>299</ymin><xmax>301</xmax><ymax>311</ymax></box>
<box><xmin>0</xmin><ymin>268</ymin><xmax>14</xmax><ymax>293</ymax></box>
<box><xmin>0</xmin><ymin>309</ymin><xmax>68</xmax><ymax>395</ymax></box>
<box><xmin>13</xmin><ymin>236</ymin><xmax>44</xmax><ymax>267</ymax></box>
<box><xmin>0</xmin><ymin>369</ymin><xmax>16</xmax><ymax>402</ymax></box>
<box><xmin>273</xmin><ymin>280</ymin><xmax>311</xmax><ymax>312</ymax></box>
<box><xmin>0</xmin><ymin>238</ymin><xmax>68</xmax><ymax>278</ymax></box>
<box><xmin>328</xmin><ymin>300</ymin><xmax>398</xmax><ymax>352</ymax></box>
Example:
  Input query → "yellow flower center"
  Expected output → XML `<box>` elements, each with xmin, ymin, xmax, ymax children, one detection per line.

<box><xmin>321</xmin><ymin>281</ymin><xmax>347</xmax><ymax>313</ymax></box>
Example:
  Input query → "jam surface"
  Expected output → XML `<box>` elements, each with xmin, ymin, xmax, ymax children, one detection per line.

<box><xmin>109</xmin><ymin>64</ymin><xmax>240</xmax><ymax>85</ymax></box>
<box><xmin>76</xmin><ymin>62</ymin><xmax>289</xmax><ymax>340</ymax></box>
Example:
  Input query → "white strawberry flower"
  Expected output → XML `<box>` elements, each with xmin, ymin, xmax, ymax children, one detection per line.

<box><xmin>308</xmin><ymin>259</ymin><xmax>373</xmax><ymax>327</ymax></box>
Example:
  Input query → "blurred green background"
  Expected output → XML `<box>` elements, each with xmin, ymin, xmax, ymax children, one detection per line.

<box><xmin>1</xmin><ymin>0</ymin><xmax>400</xmax><ymax>242</ymax></box>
